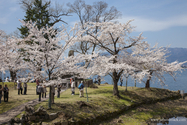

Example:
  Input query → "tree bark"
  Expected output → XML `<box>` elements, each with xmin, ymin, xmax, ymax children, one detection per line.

<box><xmin>125</xmin><ymin>77</ymin><xmax>128</xmax><ymax>91</ymax></box>
<box><xmin>10</xmin><ymin>70</ymin><xmax>17</xmax><ymax>82</ymax></box>
<box><xmin>112</xmin><ymin>71</ymin><xmax>120</xmax><ymax>97</ymax></box>
<box><xmin>145</xmin><ymin>71</ymin><xmax>153</xmax><ymax>88</ymax></box>
<box><xmin>145</xmin><ymin>79</ymin><xmax>150</xmax><ymax>88</ymax></box>
<box><xmin>10</xmin><ymin>69</ymin><xmax>17</xmax><ymax>90</ymax></box>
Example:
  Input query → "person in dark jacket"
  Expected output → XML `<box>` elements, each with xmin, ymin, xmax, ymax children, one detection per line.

<box><xmin>37</xmin><ymin>84</ymin><xmax>43</xmax><ymax>101</ymax></box>
<box><xmin>23</xmin><ymin>82</ymin><xmax>28</xmax><ymax>95</ymax></box>
<box><xmin>57</xmin><ymin>84</ymin><xmax>62</xmax><ymax>98</ymax></box>
<box><xmin>3</xmin><ymin>84</ymin><xmax>9</xmax><ymax>102</ymax></box>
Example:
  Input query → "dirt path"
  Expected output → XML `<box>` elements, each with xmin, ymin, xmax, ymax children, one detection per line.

<box><xmin>0</xmin><ymin>90</ymin><xmax>65</xmax><ymax>125</ymax></box>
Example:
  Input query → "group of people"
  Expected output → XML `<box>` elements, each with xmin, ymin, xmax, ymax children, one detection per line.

<box><xmin>17</xmin><ymin>80</ymin><xmax>28</xmax><ymax>95</ymax></box>
<box><xmin>0</xmin><ymin>84</ymin><xmax>9</xmax><ymax>103</ymax></box>
<box><xmin>0</xmin><ymin>77</ymin><xmax>12</xmax><ymax>82</ymax></box>
<box><xmin>36</xmin><ymin>79</ymin><xmax>47</xmax><ymax>101</ymax></box>
<box><xmin>0</xmin><ymin>77</ymin><xmax>88</xmax><ymax>104</ymax></box>
<box><xmin>70</xmin><ymin>78</ymin><xmax>85</xmax><ymax>97</ymax></box>
<box><xmin>93</xmin><ymin>75</ymin><xmax>101</xmax><ymax>85</ymax></box>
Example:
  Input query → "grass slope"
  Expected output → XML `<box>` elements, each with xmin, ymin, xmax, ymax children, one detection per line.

<box><xmin>31</xmin><ymin>84</ymin><xmax>180</xmax><ymax>124</ymax></box>
<box><xmin>0</xmin><ymin>82</ymin><xmax>49</xmax><ymax>114</ymax></box>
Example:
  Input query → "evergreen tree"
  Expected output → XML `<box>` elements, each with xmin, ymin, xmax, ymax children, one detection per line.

<box><xmin>18</xmin><ymin>0</ymin><xmax>53</xmax><ymax>39</ymax></box>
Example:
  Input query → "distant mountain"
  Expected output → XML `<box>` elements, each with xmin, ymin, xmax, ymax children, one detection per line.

<box><xmin>100</xmin><ymin>47</ymin><xmax>187</xmax><ymax>65</ymax></box>
<box><xmin>166</xmin><ymin>48</ymin><xmax>187</xmax><ymax>64</ymax></box>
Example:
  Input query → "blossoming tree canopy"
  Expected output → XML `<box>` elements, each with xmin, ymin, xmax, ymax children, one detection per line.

<box><xmin>18</xmin><ymin>20</ymin><xmax>80</xmax><ymax>86</ymax></box>
<box><xmin>0</xmin><ymin>30</ymin><xmax>27</xmax><ymax>81</ymax></box>
<box><xmin>72</xmin><ymin>20</ymin><xmax>187</xmax><ymax>96</ymax></box>
<box><xmin>72</xmin><ymin>20</ymin><xmax>147</xmax><ymax>97</ymax></box>
<box><xmin>129</xmin><ymin>44</ymin><xmax>187</xmax><ymax>88</ymax></box>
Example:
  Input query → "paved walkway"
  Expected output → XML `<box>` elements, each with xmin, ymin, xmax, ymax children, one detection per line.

<box><xmin>0</xmin><ymin>89</ymin><xmax>66</xmax><ymax>125</ymax></box>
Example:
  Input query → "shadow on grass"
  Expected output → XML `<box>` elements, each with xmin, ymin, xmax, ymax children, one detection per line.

<box><xmin>89</xmin><ymin>89</ymin><xmax>113</xmax><ymax>95</ymax></box>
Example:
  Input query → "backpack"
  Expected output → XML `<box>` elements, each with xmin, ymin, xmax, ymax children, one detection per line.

<box><xmin>78</xmin><ymin>83</ymin><xmax>84</xmax><ymax>89</ymax></box>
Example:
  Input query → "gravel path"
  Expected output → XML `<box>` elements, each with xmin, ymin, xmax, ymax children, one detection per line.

<box><xmin>0</xmin><ymin>89</ymin><xmax>66</xmax><ymax>125</ymax></box>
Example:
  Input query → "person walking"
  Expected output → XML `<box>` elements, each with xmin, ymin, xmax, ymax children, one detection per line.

<box><xmin>3</xmin><ymin>84</ymin><xmax>9</xmax><ymax>102</ymax></box>
<box><xmin>71</xmin><ymin>79</ymin><xmax>75</xmax><ymax>95</ymax></box>
<box><xmin>36</xmin><ymin>79</ymin><xmax>39</xmax><ymax>95</ymax></box>
<box><xmin>0</xmin><ymin>85</ymin><xmax>3</xmax><ymax>104</ymax></box>
<box><xmin>97</xmin><ymin>75</ymin><xmax>101</xmax><ymax>85</ymax></box>
<box><xmin>23</xmin><ymin>82</ymin><xmax>27</xmax><ymax>95</ymax></box>
<box><xmin>78</xmin><ymin>81</ymin><xmax>84</xmax><ymax>97</ymax></box>
<box><xmin>57</xmin><ymin>84</ymin><xmax>61</xmax><ymax>98</ymax></box>
<box><xmin>37</xmin><ymin>84</ymin><xmax>42</xmax><ymax>101</ymax></box>
<box><xmin>20</xmin><ymin>82</ymin><xmax>23</xmax><ymax>95</ymax></box>
<box><xmin>42</xmin><ymin>85</ymin><xmax>47</xmax><ymax>98</ymax></box>
<box><xmin>17</xmin><ymin>80</ymin><xmax>21</xmax><ymax>95</ymax></box>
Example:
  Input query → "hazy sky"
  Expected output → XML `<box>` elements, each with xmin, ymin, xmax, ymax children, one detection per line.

<box><xmin>0</xmin><ymin>0</ymin><xmax>187</xmax><ymax>48</ymax></box>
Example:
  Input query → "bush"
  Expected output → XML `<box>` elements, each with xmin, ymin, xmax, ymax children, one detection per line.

<box><xmin>89</xmin><ymin>84</ymin><xmax>98</xmax><ymax>88</ymax></box>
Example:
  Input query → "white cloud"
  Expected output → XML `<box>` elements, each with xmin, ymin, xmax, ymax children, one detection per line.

<box><xmin>118</xmin><ymin>15</ymin><xmax>187</xmax><ymax>32</ymax></box>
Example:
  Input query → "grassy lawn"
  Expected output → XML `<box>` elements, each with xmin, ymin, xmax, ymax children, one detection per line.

<box><xmin>29</xmin><ymin>84</ymin><xmax>179</xmax><ymax>124</ymax></box>
<box><xmin>0</xmin><ymin>82</ymin><xmax>49</xmax><ymax>114</ymax></box>
<box><xmin>101</xmin><ymin>98</ymin><xmax>187</xmax><ymax>125</ymax></box>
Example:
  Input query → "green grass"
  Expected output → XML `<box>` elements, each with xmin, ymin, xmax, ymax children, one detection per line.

<box><xmin>32</xmin><ymin>84</ymin><xmax>179</xmax><ymax>124</ymax></box>
<box><xmin>1</xmin><ymin>83</ymin><xmax>181</xmax><ymax>124</ymax></box>
<box><xmin>0</xmin><ymin>82</ymin><xmax>49</xmax><ymax>114</ymax></box>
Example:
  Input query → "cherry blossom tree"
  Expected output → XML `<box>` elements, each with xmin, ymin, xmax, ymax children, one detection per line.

<box><xmin>19</xmin><ymin>20</ymin><xmax>80</xmax><ymax>108</ymax></box>
<box><xmin>72</xmin><ymin>20</ymin><xmax>186</xmax><ymax>97</ymax></box>
<box><xmin>128</xmin><ymin>44</ymin><xmax>187</xmax><ymax>88</ymax></box>
<box><xmin>0</xmin><ymin>30</ymin><xmax>29</xmax><ymax>89</ymax></box>
<box><xmin>71</xmin><ymin>20</ymin><xmax>146</xmax><ymax>97</ymax></box>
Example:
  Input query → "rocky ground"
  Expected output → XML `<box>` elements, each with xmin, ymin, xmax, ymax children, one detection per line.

<box><xmin>0</xmin><ymin>90</ymin><xmax>65</xmax><ymax>125</ymax></box>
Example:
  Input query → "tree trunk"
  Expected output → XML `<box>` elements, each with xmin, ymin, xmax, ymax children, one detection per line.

<box><xmin>112</xmin><ymin>71</ymin><xmax>120</xmax><ymax>97</ymax></box>
<box><xmin>48</xmin><ymin>86</ymin><xmax>52</xmax><ymax>109</ymax></box>
<box><xmin>125</xmin><ymin>77</ymin><xmax>128</xmax><ymax>91</ymax></box>
<box><xmin>145</xmin><ymin>71</ymin><xmax>153</xmax><ymax>88</ymax></box>
<box><xmin>10</xmin><ymin>70</ymin><xmax>17</xmax><ymax>90</ymax></box>
<box><xmin>10</xmin><ymin>70</ymin><xmax>17</xmax><ymax>82</ymax></box>
<box><xmin>145</xmin><ymin>79</ymin><xmax>150</xmax><ymax>88</ymax></box>
<box><xmin>134</xmin><ymin>79</ymin><xmax>136</xmax><ymax>87</ymax></box>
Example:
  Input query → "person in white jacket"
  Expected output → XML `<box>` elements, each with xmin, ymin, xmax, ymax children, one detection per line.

<box><xmin>71</xmin><ymin>79</ymin><xmax>75</xmax><ymax>95</ymax></box>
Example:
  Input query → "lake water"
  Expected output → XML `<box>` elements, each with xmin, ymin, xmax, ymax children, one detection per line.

<box><xmin>155</xmin><ymin>117</ymin><xmax>187</xmax><ymax>125</ymax></box>
<box><xmin>96</xmin><ymin>69</ymin><xmax>187</xmax><ymax>92</ymax></box>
